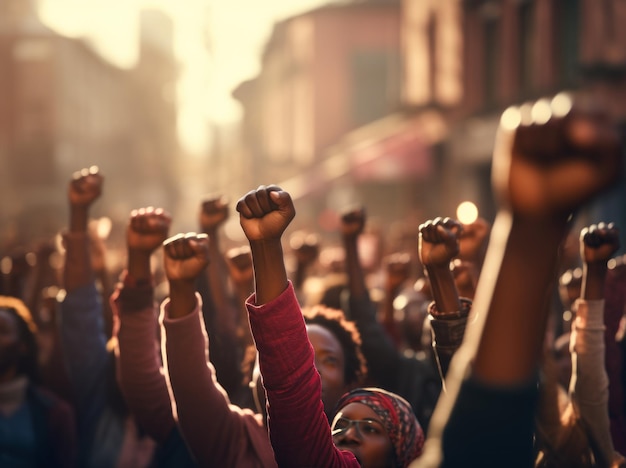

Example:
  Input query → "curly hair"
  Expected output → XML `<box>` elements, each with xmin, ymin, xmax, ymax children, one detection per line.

<box><xmin>302</xmin><ymin>304</ymin><xmax>367</xmax><ymax>388</ymax></box>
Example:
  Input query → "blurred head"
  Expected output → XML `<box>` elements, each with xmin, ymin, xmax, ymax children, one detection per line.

<box><xmin>0</xmin><ymin>296</ymin><xmax>39</xmax><ymax>383</ymax></box>
<box><xmin>303</xmin><ymin>305</ymin><xmax>367</xmax><ymax>419</ymax></box>
<box><xmin>332</xmin><ymin>388</ymin><xmax>424</xmax><ymax>468</ymax></box>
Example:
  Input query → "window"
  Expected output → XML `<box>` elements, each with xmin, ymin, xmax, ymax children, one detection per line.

<box><xmin>518</xmin><ymin>1</ymin><xmax>534</xmax><ymax>97</ymax></box>
<box><xmin>553</xmin><ymin>0</ymin><xmax>580</xmax><ymax>85</ymax></box>
<box><xmin>350</xmin><ymin>50</ymin><xmax>400</xmax><ymax>127</ymax></box>
<box><xmin>483</xmin><ymin>18</ymin><xmax>499</xmax><ymax>107</ymax></box>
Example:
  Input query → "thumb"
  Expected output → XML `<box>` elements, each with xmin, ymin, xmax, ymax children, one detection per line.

<box><xmin>269</xmin><ymin>190</ymin><xmax>292</xmax><ymax>210</ymax></box>
<box><xmin>269</xmin><ymin>190</ymin><xmax>296</xmax><ymax>224</ymax></box>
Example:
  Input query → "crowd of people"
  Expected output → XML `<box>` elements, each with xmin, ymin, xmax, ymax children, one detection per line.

<box><xmin>0</xmin><ymin>95</ymin><xmax>625</xmax><ymax>467</ymax></box>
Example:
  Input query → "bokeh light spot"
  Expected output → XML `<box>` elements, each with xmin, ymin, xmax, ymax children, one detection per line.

<box><xmin>457</xmin><ymin>201</ymin><xmax>478</xmax><ymax>224</ymax></box>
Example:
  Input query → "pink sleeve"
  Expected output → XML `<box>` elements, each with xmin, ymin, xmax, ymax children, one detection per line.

<box><xmin>113</xmin><ymin>286</ymin><xmax>176</xmax><ymax>443</ymax></box>
<box><xmin>162</xmin><ymin>295</ymin><xmax>276</xmax><ymax>467</ymax></box>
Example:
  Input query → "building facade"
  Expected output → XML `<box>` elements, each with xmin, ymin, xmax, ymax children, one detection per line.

<box><xmin>0</xmin><ymin>1</ymin><xmax>181</xmax><ymax>248</ymax></box>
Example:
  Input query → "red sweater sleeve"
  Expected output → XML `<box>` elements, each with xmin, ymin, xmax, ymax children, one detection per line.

<box><xmin>246</xmin><ymin>282</ymin><xmax>359</xmax><ymax>468</ymax></box>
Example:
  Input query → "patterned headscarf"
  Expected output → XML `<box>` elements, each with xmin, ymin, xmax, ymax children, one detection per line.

<box><xmin>335</xmin><ymin>387</ymin><xmax>424</xmax><ymax>467</ymax></box>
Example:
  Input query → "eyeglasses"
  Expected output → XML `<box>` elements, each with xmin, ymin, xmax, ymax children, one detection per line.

<box><xmin>331</xmin><ymin>417</ymin><xmax>386</xmax><ymax>438</ymax></box>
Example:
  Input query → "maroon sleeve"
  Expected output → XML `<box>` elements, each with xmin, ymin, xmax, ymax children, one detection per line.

<box><xmin>113</xmin><ymin>280</ymin><xmax>176</xmax><ymax>443</ymax></box>
<box><xmin>246</xmin><ymin>282</ymin><xmax>359</xmax><ymax>468</ymax></box>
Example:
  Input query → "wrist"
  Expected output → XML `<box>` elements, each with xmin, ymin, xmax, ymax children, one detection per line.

<box><xmin>69</xmin><ymin>207</ymin><xmax>89</xmax><ymax>232</ymax></box>
<box><xmin>127</xmin><ymin>250</ymin><xmax>152</xmax><ymax>280</ymax></box>
<box><xmin>428</xmin><ymin>297</ymin><xmax>472</xmax><ymax>320</ymax></box>
<box><xmin>122</xmin><ymin>270</ymin><xmax>154</xmax><ymax>288</ymax></box>
<box><xmin>200</xmin><ymin>226</ymin><xmax>218</xmax><ymax>236</ymax></box>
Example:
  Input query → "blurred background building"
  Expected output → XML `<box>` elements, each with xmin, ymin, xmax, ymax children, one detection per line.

<box><xmin>0</xmin><ymin>0</ymin><xmax>624</xmax><ymax>255</ymax></box>
<box><xmin>0</xmin><ymin>0</ymin><xmax>180</xmax><ymax>249</ymax></box>
<box><xmin>230</xmin><ymin>0</ymin><xmax>626</xmax><ymax>249</ymax></box>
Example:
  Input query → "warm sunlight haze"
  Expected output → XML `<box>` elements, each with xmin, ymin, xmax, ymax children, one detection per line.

<box><xmin>39</xmin><ymin>0</ymin><xmax>329</xmax><ymax>155</ymax></box>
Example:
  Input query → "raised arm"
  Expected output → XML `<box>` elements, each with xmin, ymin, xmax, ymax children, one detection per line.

<box><xmin>238</xmin><ymin>186</ymin><xmax>357</xmax><ymax>467</ymax></box>
<box><xmin>380</xmin><ymin>252</ymin><xmax>412</xmax><ymax>348</ymax></box>
<box><xmin>418</xmin><ymin>95</ymin><xmax>623</xmax><ymax>467</ymax></box>
<box><xmin>58</xmin><ymin>167</ymin><xmax>110</xmax><ymax>464</ymax></box>
<box><xmin>457</xmin><ymin>217</ymin><xmax>490</xmax><ymax>270</ymax></box>
<box><xmin>225</xmin><ymin>245</ymin><xmax>255</xmax><ymax>347</ymax></box>
<box><xmin>338</xmin><ymin>206</ymin><xmax>400</xmax><ymax>389</ymax></box>
<box><xmin>341</xmin><ymin>207</ymin><xmax>368</xmax><ymax>301</ymax></box>
<box><xmin>197</xmin><ymin>196</ymin><xmax>243</xmax><ymax>397</ymax></box>
<box><xmin>113</xmin><ymin>207</ymin><xmax>175</xmax><ymax>443</ymax></box>
<box><xmin>198</xmin><ymin>195</ymin><xmax>233</xmax><ymax>314</ymax></box>
<box><xmin>63</xmin><ymin>167</ymin><xmax>102</xmax><ymax>292</ymax></box>
<box><xmin>289</xmin><ymin>231</ymin><xmax>320</xmax><ymax>296</ymax></box>
<box><xmin>419</xmin><ymin>218</ymin><xmax>470</xmax><ymax>382</ymax></box>
<box><xmin>161</xmin><ymin>232</ymin><xmax>274</xmax><ymax>467</ymax></box>
<box><xmin>572</xmin><ymin>222</ymin><xmax>623</xmax><ymax>466</ymax></box>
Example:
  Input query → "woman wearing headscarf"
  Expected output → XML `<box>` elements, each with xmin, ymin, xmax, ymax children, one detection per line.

<box><xmin>237</xmin><ymin>185</ymin><xmax>424</xmax><ymax>467</ymax></box>
<box><xmin>332</xmin><ymin>388</ymin><xmax>424</xmax><ymax>467</ymax></box>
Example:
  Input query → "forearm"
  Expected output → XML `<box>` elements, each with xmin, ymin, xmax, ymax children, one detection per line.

<box><xmin>168</xmin><ymin>281</ymin><xmax>198</xmax><ymax>319</ymax></box>
<box><xmin>114</xmin><ymin>284</ymin><xmax>175</xmax><ymax>443</ymax></box>
<box><xmin>570</xmin><ymin>298</ymin><xmax>615</xmax><ymax>466</ymax></box>
<box><xmin>581</xmin><ymin>262</ymin><xmax>607</xmax><ymax>301</ymax></box>
<box><xmin>127</xmin><ymin>250</ymin><xmax>153</xmax><ymax>282</ymax></box>
<box><xmin>293</xmin><ymin>263</ymin><xmax>307</xmax><ymax>291</ymax></box>
<box><xmin>343</xmin><ymin>236</ymin><xmax>368</xmax><ymax>300</ymax></box>
<box><xmin>429</xmin><ymin>299</ymin><xmax>471</xmax><ymax>381</ymax></box>
<box><xmin>425</xmin><ymin>264</ymin><xmax>462</xmax><ymax>314</ymax></box>
<box><xmin>63</xmin><ymin>232</ymin><xmax>94</xmax><ymax>292</ymax></box>
<box><xmin>162</xmin><ymin>297</ymin><xmax>253</xmax><ymax>467</ymax></box>
<box><xmin>59</xmin><ymin>283</ymin><xmax>109</xmax><ymax>428</ymax></box>
<box><xmin>207</xmin><ymin>232</ymin><xmax>234</xmax><ymax>313</ymax></box>
<box><xmin>380</xmin><ymin>288</ymin><xmax>403</xmax><ymax>347</ymax></box>
<box><xmin>473</xmin><ymin>214</ymin><xmax>568</xmax><ymax>386</ymax></box>
<box><xmin>246</xmin><ymin>284</ymin><xmax>351</xmax><ymax>467</ymax></box>
<box><xmin>249</xmin><ymin>239</ymin><xmax>288</xmax><ymax>305</ymax></box>
<box><xmin>70</xmin><ymin>205</ymin><xmax>89</xmax><ymax>233</ymax></box>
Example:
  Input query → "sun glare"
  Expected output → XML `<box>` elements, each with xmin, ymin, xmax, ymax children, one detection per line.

<box><xmin>38</xmin><ymin>0</ymin><xmax>328</xmax><ymax>155</ymax></box>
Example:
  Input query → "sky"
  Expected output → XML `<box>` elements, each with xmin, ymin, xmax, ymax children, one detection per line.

<box><xmin>38</xmin><ymin>0</ymin><xmax>329</xmax><ymax>154</ymax></box>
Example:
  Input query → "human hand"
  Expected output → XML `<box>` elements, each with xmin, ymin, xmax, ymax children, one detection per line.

<box><xmin>419</xmin><ymin>217</ymin><xmax>463</xmax><ymax>267</ymax></box>
<box><xmin>225</xmin><ymin>245</ymin><xmax>253</xmax><ymax>286</ymax></box>
<box><xmin>199</xmin><ymin>195</ymin><xmax>229</xmax><ymax>233</ymax></box>
<box><xmin>69</xmin><ymin>166</ymin><xmax>102</xmax><ymax>208</ymax></box>
<box><xmin>127</xmin><ymin>207</ymin><xmax>171</xmax><ymax>255</ymax></box>
<box><xmin>451</xmin><ymin>259</ymin><xmax>478</xmax><ymax>299</ymax></box>
<box><xmin>236</xmin><ymin>185</ymin><xmax>295</xmax><ymax>242</ymax></box>
<box><xmin>163</xmin><ymin>233</ymin><xmax>210</xmax><ymax>283</ymax></box>
<box><xmin>580</xmin><ymin>222</ymin><xmax>620</xmax><ymax>265</ymax></box>
<box><xmin>340</xmin><ymin>206</ymin><xmax>366</xmax><ymax>239</ymax></box>
<box><xmin>458</xmin><ymin>217</ymin><xmax>491</xmax><ymax>262</ymax></box>
<box><xmin>492</xmin><ymin>94</ymin><xmax>622</xmax><ymax>220</ymax></box>
<box><xmin>290</xmin><ymin>231</ymin><xmax>320</xmax><ymax>266</ymax></box>
<box><xmin>384</xmin><ymin>252</ymin><xmax>412</xmax><ymax>292</ymax></box>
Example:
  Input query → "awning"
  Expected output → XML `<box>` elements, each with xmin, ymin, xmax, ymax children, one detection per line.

<box><xmin>278</xmin><ymin>110</ymin><xmax>448</xmax><ymax>199</ymax></box>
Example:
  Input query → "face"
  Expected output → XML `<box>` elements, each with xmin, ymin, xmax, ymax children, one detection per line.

<box><xmin>306</xmin><ymin>323</ymin><xmax>350</xmax><ymax>417</ymax></box>
<box><xmin>332</xmin><ymin>402</ymin><xmax>394</xmax><ymax>468</ymax></box>
<box><xmin>0</xmin><ymin>309</ymin><xmax>23</xmax><ymax>376</ymax></box>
